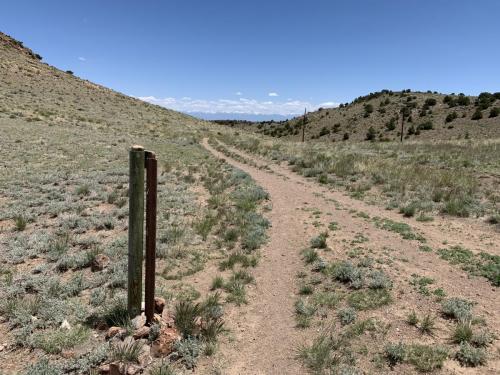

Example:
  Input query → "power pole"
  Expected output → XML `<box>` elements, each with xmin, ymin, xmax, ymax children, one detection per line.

<box><xmin>400</xmin><ymin>114</ymin><xmax>404</xmax><ymax>143</ymax></box>
<box><xmin>302</xmin><ymin>108</ymin><xmax>307</xmax><ymax>142</ymax></box>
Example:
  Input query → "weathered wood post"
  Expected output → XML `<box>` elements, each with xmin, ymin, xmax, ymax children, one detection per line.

<box><xmin>302</xmin><ymin>108</ymin><xmax>307</xmax><ymax>142</ymax></box>
<box><xmin>128</xmin><ymin>145</ymin><xmax>145</xmax><ymax>317</ymax></box>
<box><xmin>144</xmin><ymin>151</ymin><xmax>157</xmax><ymax>325</ymax></box>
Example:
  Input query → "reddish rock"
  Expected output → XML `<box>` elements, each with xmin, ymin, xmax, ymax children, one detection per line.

<box><xmin>61</xmin><ymin>349</ymin><xmax>75</xmax><ymax>359</ymax></box>
<box><xmin>106</xmin><ymin>326</ymin><xmax>126</xmax><ymax>340</ymax></box>
<box><xmin>132</xmin><ymin>326</ymin><xmax>150</xmax><ymax>339</ymax></box>
<box><xmin>131</xmin><ymin>314</ymin><xmax>146</xmax><ymax>329</ymax></box>
<box><xmin>161</xmin><ymin>310</ymin><xmax>175</xmax><ymax>327</ymax></box>
<box><xmin>150</xmin><ymin>327</ymin><xmax>181</xmax><ymax>357</ymax></box>
<box><xmin>98</xmin><ymin>364</ymin><xmax>110</xmax><ymax>374</ymax></box>
<box><xmin>154</xmin><ymin>297</ymin><xmax>166</xmax><ymax>314</ymax></box>
<box><xmin>92</xmin><ymin>254</ymin><xmax>110</xmax><ymax>272</ymax></box>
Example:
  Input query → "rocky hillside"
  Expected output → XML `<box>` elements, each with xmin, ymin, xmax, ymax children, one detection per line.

<box><xmin>214</xmin><ymin>89</ymin><xmax>500</xmax><ymax>142</ymax></box>
<box><xmin>0</xmin><ymin>32</ymin><xmax>201</xmax><ymax>135</ymax></box>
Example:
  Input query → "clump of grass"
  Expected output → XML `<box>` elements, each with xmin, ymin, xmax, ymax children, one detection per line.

<box><xmin>399</xmin><ymin>204</ymin><xmax>416</xmax><ymax>217</ymax></box>
<box><xmin>174</xmin><ymin>301</ymin><xmax>202</xmax><ymax>337</ymax></box>
<box><xmin>451</xmin><ymin>321</ymin><xmax>473</xmax><ymax>344</ymax></box>
<box><xmin>24</xmin><ymin>358</ymin><xmax>60</xmax><ymax>375</ymax></box>
<box><xmin>149</xmin><ymin>361</ymin><xmax>178</xmax><ymax>375</ymax></box>
<box><xmin>32</xmin><ymin>326</ymin><xmax>90</xmax><ymax>354</ymax></box>
<box><xmin>302</xmin><ymin>248</ymin><xmax>319</xmax><ymax>264</ymax></box>
<box><xmin>174</xmin><ymin>337</ymin><xmax>202</xmax><ymax>369</ymax></box>
<box><xmin>312</xmin><ymin>291</ymin><xmax>342</xmax><ymax>309</ymax></box>
<box><xmin>442</xmin><ymin>298</ymin><xmax>473</xmax><ymax>322</ymax></box>
<box><xmin>419</xmin><ymin>314</ymin><xmax>436</xmax><ymax>335</ymax></box>
<box><xmin>347</xmin><ymin>289</ymin><xmax>392</xmax><ymax>310</ymax></box>
<box><xmin>110</xmin><ymin>339</ymin><xmax>143</xmax><ymax>363</ymax></box>
<box><xmin>406</xmin><ymin>344</ymin><xmax>448</xmax><ymax>372</ymax></box>
<box><xmin>298</xmin><ymin>335</ymin><xmax>335</xmax><ymax>372</ymax></box>
<box><xmin>14</xmin><ymin>214</ymin><xmax>27</xmax><ymax>231</ymax></box>
<box><xmin>332</xmin><ymin>261</ymin><xmax>364</xmax><ymax>289</ymax></box>
<box><xmin>219</xmin><ymin>253</ymin><xmax>256</xmax><ymax>270</ymax></box>
<box><xmin>438</xmin><ymin>246</ymin><xmax>500</xmax><ymax>286</ymax></box>
<box><xmin>210</xmin><ymin>275</ymin><xmax>224</xmax><ymax>290</ymax></box>
<box><xmin>76</xmin><ymin>184</ymin><xmax>90</xmax><ymax>196</ymax></box>
<box><xmin>407</xmin><ymin>311</ymin><xmax>419</xmax><ymax>326</ymax></box>
<box><xmin>385</xmin><ymin>342</ymin><xmax>406</xmax><ymax>367</ymax></box>
<box><xmin>455</xmin><ymin>342</ymin><xmax>486</xmax><ymax>367</ymax></box>
<box><xmin>310</xmin><ymin>232</ymin><xmax>328</xmax><ymax>249</ymax></box>
<box><xmin>471</xmin><ymin>331</ymin><xmax>494</xmax><ymax>347</ymax></box>
<box><xmin>374</xmin><ymin>218</ymin><xmax>425</xmax><ymax>242</ymax></box>
<box><xmin>338</xmin><ymin>307</ymin><xmax>357</xmax><ymax>325</ymax></box>
<box><xmin>299</xmin><ymin>283</ymin><xmax>314</xmax><ymax>295</ymax></box>
<box><xmin>294</xmin><ymin>299</ymin><xmax>316</xmax><ymax>328</ymax></box>
<box><xmin>367</xmin><ymin>270</ymin><xmax>392</xmax><ymax>289</ymax></box>
<box><xmin>193</xmin><ymin>214</ymin><xmax>217</xmax><ymax>241</ymax></box>
<box><xmin>224</xmin><ymin>279</ymin><xmax>247</xmax><ymax>306</ymax></box>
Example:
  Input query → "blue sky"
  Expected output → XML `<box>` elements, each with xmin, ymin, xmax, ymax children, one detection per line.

<box><xmin>2</xmin><ymin>1</ymin><xmax>499</xmax><ymax>119</ymax></box>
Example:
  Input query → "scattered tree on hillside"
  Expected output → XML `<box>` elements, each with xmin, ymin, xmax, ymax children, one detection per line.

<box><xmin>366</xmin><ymin>126</ymin><xmax>376</xmax><ymax>141</ymax></box>
<box><xmin>472</xmin><ymin>108</ymin><xmax>483</xmax><ymax>120</ymax></box>
<box><xmin>489</xmin><ymin>107</ymin><xmax>499</xmax><ymax>118</ymax></box>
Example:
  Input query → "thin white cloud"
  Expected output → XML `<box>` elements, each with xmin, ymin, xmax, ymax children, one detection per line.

<box><xmin>268</xmin><ymin>92</ymin><xmax>279</xmax><ymax>97</ymax></box>
<box><xmin>137</xmin><ymin>96</ymin><xmax>339</xmax><ymax>116</ymax></box>
<box><xmin>78</xmin><ymin>56</ymin><xmax>86</xmax><ymax>61</ymax></box>
<box><xmin>235</xmin><ymin>91</ymin><xmax>243</xmax><ymax>96</ymax></box>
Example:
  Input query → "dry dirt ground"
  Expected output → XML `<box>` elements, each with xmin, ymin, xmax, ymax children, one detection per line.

<box><xmin>200</xmin><ymin>138</ymin><xmax>499</xmax><ymax>375</ymax></box>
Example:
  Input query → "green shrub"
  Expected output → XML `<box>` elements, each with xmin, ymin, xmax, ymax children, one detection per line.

<box><xmin>14</xmin><ymin>215</ymin><xmax>27</xmax><ymax>231</ymax></box>
<box><xmin>455</xmin><ymin>343</ymin><xmax>486</xmax><ymax>367</ymax></box>
<box><xmin>451</xmin><ymin>321</ymin><xmax>473</xmax><ymax>344</ymax></box>
<box><xmin>347</xmin><ymin>289</ymin><xmax>392</xmax><ymax>310</ymax></box>
<box><xmin>385</xmin><ymin>342</ymin><xmax>406</xmax><ymax>367</ymax></box>
<box><xmin>471</xmin><ymin>108</ymin><xmax>483</xmax><ymax>120</ymax></box>
<box><xmin>445</xmin><ymin>111</ymin><xmax>458</xmax><ymax>123</ymax></box>
<box><xmin>417</xmin><ymin>121</ymin><xmax>433</xmax><ymax>131</ymax></box>
<box><xmin>33</xmin><ymin>326</ymin><xmax>90</xmax><ymax>354</ymax></box>
<box><xmin>419</xmin><ymin>314</ymin><xmax>435</xmax><ymax>335</ymax></box>
<box><xmin>149</xmin><ymin>361</ymin><xmax>178</xmax><ymax>375</ymax></box>
<box><xmin>407</xmin><ymin>345</ymin><xmax>448</xmax><ymax>372</ymax></box>
<box><xmin>407</xmin><ymin>310</ymin><xmax>419</xmax><ymax>326</ymax></box>
<box><xmin>302</xmin><ymin>248</ymin><xmax>319</xmax><ymax>264</ymax></box>
<box><xmin>425</xmin><ymin>98</ymin><xmax>437</xmax><ymax>106</ymax></box>
<box><xmin>310</xmin><ymin>232</ymin><xmax>328</xmax><ymax>249</ymax></box>
<box><xmin>489</xmin><ymin>107</ymin><xmax>499</xmax><ymax>118</ymax></box>
<box><xmin>365</xmin><ymin>126</ymin><xmax>376</xmax><ymax>141</ymax></box>
<box><xmin>441</xmin><ymin>298</ymin><xmax>473</xmax><ymax>321</ymax></box>
<box><xmin>174</xmin><ymin>301</ymin><xmax>202</xmax><ymax>337</ymax></box>
<box><xmin>338</xmin><ymin>307</ymin><xmax>357</xmax><ymax>325</ymax></box>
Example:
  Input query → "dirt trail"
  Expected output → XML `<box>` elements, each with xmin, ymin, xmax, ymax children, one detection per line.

<box><xmin>201</xmin><ymin>138</ymin><xmax>500</xmax><ymax>374</ymax></box>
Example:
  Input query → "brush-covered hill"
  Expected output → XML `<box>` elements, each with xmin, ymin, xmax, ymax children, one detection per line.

<box><xmin>0</xmin><ymin>31</ymin><xmax>202</xmax><ymax>136</ymax></box>
<box><xmin>214</xmin><ymin>89</ymin><xmax>500</xmax><ymax>142</ymax></box>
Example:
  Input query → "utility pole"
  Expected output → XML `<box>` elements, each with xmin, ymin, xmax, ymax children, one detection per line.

<box><xmin>302</xmin><ymin>108</ymin><xmax>307</xmax><ymax>142</ymax></box>
<box><xmin>400</xmin><ymin>114</ymin><xmax>404</xmax><ymax>143</ymax></box>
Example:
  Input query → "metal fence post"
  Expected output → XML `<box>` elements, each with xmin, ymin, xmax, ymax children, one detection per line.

<box><xmin>145</xmin><ymin>151</ymin><xmax>157</xmax><ymax>325</ymax></box>
<box><xmin>128</xmin><ymin>145</ymin><xmax>145</xmax><ymax>317</ymax></box>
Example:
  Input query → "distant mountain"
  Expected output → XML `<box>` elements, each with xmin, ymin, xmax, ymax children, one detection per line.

<box><xmin>213</xmin><ymin>89</ymin><xmax>500</xmax><ymax>142</ymax></box>
<box><xmin>187</xmin><ymin>112</ymin><xmax>293</xmax><ymax>122</ymax></box>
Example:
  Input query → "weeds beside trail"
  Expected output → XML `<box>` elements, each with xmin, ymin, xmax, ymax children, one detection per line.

<box><xmin>207</xmin><ymin>135</ymin><xmax>499</xmax><ymax>374</ymax></box>
<box><xmin>215</xmin><ymin>132</ymin><xmax>500</xmax><ymax>222</ymax></box>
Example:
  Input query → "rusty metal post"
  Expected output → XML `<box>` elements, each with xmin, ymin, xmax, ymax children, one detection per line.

<box><xmin>144</xmin><ymin>151</ymin><xmax>157</xmax><ymax>325</ymax></box>
<box><xmin>128</xmin><ymin>146</ymin><xmax>145</xmax><ymax>317</ymax></box>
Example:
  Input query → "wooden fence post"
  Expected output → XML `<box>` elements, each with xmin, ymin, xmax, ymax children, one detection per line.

<box><xmin>128</xmin><ymin>145</ymin><xmax>145</xmax><ymax>317</ymax></box>
<box><xmin>144</xmin><ymin>151</ymin><xmax>157</xmax><ymax>325</ymax></box>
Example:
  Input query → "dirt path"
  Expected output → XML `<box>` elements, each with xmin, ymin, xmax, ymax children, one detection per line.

<box><xmin>201</xmin><ymin>138</ymin><xmax>500</xmax><ymax>374</ymax></box>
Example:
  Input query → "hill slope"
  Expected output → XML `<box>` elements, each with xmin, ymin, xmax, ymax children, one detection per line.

<box><xmin>214</xmin><ymin>89</ymin><xmax>500</xmax><ymax>142</ymax></box>
<box><xmin>0</xmin><ymin>31</ymin><xmax>201</xmax><ymax>135</ymax></box>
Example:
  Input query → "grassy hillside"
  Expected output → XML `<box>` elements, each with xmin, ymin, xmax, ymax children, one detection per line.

<box><xmin>0</xmin><ymin>32</ymin><xmax>270</xmax><ymax>374</ymax></box>
<box><xmin>214</xmin><ymin>89</ymin><xmax>500</xmax><ymax>142</ymax></box>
